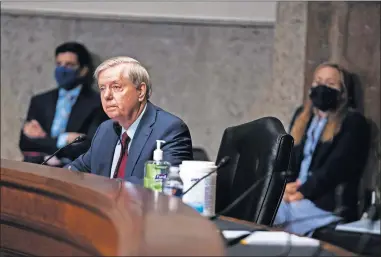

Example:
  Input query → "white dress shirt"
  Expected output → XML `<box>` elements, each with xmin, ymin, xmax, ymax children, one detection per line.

<box><xmin>110</xmin><ymin>104</ymin><xmax>147</xmax><ymax>178</ymax></box>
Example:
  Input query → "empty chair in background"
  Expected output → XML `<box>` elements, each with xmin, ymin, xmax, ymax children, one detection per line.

<box><xmin>215</xmin><ymin>117</ymin><xmax>294</xmax><ymax>226</ymax></box>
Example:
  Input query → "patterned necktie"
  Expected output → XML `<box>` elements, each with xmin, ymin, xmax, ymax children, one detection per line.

<box><xmin>114</xmin><ymin>132</ymin><xmax>130</xmax><ymax>179</ymax></box>
<box><xmin>51</xmin><ymin>89</ymin><xmax>78</xmax><ymax>137</ymax></box>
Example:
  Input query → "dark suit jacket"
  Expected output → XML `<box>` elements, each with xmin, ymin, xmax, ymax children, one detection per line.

<box><xmin>290</xmin><ymin>107</ymin><xmax>370</xmax><ymax>221</ymax></box>
<box><xmin>67</xmin><ymin>101</ymin><xmax>193</xmax><ymax>185</ymax></box>
<box><xmin>19</xmin><ymin>87</ymin><xmax>108</xmax><ymax>163</ymax></box>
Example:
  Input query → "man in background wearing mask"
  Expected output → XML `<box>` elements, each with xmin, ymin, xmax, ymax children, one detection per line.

<box><xmin>19</xmin><ymin>42</ymin><xmax>108</xmax><ymax>166</ymax></box>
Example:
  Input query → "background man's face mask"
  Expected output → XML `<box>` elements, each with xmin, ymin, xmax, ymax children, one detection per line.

<box><xmin>309</xmin><ymin>84</ymin><xmax>341</xmax><ymax>112</ymax></box>
<box><xmin>55</xmin><ymin>66</ymin><xmax>82</xmax><ymax>90</ymax></box>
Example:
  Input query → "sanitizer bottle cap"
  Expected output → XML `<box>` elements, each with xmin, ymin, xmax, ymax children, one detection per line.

<box><xmin>153</xmin><ymin>140</ymin><xmax>166</xmax><ymax>161</ymax></box>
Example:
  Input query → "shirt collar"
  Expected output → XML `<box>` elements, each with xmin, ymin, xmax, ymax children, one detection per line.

<box><xmin>309</xmin><ymin>115</ymin><xmax>328</xmax><ymax>133</ymax></box>
<box><xmin>313</xmin><ymin>115</ymin><xmax>328</xmax><ymax>124</ymax></box>
<box><xmin>121</xmin><ymin>103</ymin><xmax>147</xmax><ymax>142</ymax></box>
<box><xmin>58</xmin><ymin>84</ymin><xmax>82</xmax><ymax>98</ymax></box>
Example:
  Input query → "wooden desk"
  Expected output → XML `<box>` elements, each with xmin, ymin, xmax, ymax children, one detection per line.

<box><xmin>0</xmin><ymin>159</ymin><xmax>225</xmax><ymax>256</ymax></box>
<box><xmin>220</xmin><ymin>216</ymin><xmax>357</xmax><ymax>256</ymax></box>
<box><xmin>0</xmin><ymin>158</ymin><xmax>356</xmax><ymax>256</ymax></box>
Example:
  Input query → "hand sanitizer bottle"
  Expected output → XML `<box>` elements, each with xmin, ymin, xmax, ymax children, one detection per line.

<box><xmin>144</xmin><ymin>140</ymin><xmax>171</xmax><ymax>192</ymax></box>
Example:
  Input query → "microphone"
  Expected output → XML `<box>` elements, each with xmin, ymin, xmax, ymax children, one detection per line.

<box><xmin>209</xmin><ymin>170</ymin><xmax>292</xmax><ymax>221</ymax></box>
<box><xmin>212</xmin><ymin>170</ymin><xmax>292</xmax><ymax>249</ymax></box>
<box><xmin>181</xmin><ymin>156</ymin><xmax>231</xmax><ymax>196</ymax></box>
<box><xmin>41</xmin><ymin>135</ymin><xmax>87</xmax><ymax>165</ymax></box>
<box><xmin>356</xmin><ymin>202</ymin><xmax>379</xmax><ymax>255</ymax></box>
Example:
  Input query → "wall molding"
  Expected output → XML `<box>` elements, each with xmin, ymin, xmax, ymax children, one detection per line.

<box><xmin>1</xmin><ymin>8</ymin><xmax>274</xmax><ymax>28</ymax></box>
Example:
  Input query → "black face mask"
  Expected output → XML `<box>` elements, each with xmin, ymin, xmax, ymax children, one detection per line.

<box><xmin>309</xmin><ymin>84</ymin><xmax>341</xmax><ymax>112</ymax></box>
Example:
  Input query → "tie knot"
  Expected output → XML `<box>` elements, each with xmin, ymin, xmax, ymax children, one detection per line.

<box><xmin>121</xmin><ymin>132</ymin><xmax>129</xmax><ymax>148</ymax></box>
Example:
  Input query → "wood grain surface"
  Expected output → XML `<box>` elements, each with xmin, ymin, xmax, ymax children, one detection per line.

<box><xmin>0</xmin><ymin>159</ymin><xmax>225</xmax><ymax>256</ymax></box>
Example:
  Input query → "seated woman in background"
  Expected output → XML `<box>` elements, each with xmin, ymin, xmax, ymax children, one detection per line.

<box><xmin>273</xmin><ymin>62</ymin><xmax>370</xmax><ymax>236</ymax></box>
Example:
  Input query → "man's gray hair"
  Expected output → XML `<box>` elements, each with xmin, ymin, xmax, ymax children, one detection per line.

<box><xmin>94</xmin><ymin>56</ymin><xmax>152</xmax><ymax>99</ymax></box>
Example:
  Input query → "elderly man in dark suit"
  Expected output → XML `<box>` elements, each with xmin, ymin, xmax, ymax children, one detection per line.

<box><xmin>67</xmin><ymin>56</ymin><xmax>193</xmax><ymax>184</ymax></box>
<box><xmin>19</xmin><ymin>42</ymin><xmax>108</xmax><ymax>166</ymax></box>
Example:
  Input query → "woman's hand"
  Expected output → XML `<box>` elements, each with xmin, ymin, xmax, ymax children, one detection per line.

<box><xmin>283</xmin><ymin>180</ymin><xmax>304</xmax><ymax>202</ymax></box>
<box><xmin>285</xmin><ymin>180</ymin><xmax>301</xmax><ymax>194</ymax></box>
<box><xmin>286</xmin><ymin>191</ymin><xmax>304</xmax><ymax>202</ymax></box>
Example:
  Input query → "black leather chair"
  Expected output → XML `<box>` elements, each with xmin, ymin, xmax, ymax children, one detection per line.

<box><xmin>192</xmin><ymin>147</ymin><xmax>210</xmax><ymax>161</ymax></box>
<box><xmin>215</xmin><ymin>117</ymin><xmax>294</xmax><ymax>226</ymax></box>
<box><xmin>312</xmin><ymin>118</ymin><xmax>377</xmax><ymax>256</ymax></box>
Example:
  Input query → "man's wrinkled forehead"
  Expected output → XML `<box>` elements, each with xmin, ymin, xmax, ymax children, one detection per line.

<box><xmin>98</xmin><ymin>64</ymin><xmax>128</xmax><ymax>84</ymax></box>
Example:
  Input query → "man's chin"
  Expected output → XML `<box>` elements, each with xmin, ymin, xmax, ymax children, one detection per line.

<box><xmin>106</xmin><ymin>112</ymin><xmax>122</xmax><ymax>121</ymax></box>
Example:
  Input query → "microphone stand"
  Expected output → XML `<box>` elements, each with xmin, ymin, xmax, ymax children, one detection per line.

<box><xmin>209</xmin><ymin>170</ymin><xmax>292</xmax><ymax>221</ymax></box>
<box><xmin>181</xmin><ymin>156</ymin><xmax>231</xmax><ymax>197</ymax></box>
<box><xmin>41</xmin><ymin>135</ymin><xmax>87</xmax><ymax>165</ymax></box>
<box><xmin>356</xmin><ymin>201</ymin><xmax>380</xmax><ymax>255</ymax></box>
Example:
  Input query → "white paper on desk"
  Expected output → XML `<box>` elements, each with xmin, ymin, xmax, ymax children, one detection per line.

<box><xmin>336</xmin><ymin>219</ymin><xmax>380</xmax><ymax>235</ymax></box>
<box><xmin>222</xmin><ymin>230</ymin><xmax>251</xmax><ymax>239</ymax></box>
<box><xmin>242</xmin><ymin>231</ymin><xmax>320</xmax><ymax>247</ymax></box>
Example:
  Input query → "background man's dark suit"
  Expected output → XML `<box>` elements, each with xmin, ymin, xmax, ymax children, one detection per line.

<box><xmin>19</xmin><ymin>87</ymin><xmax>108</xmax><ymax>164</ymax></box>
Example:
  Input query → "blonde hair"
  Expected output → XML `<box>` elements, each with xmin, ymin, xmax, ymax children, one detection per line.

<box><xmin>94</xmin><ymin>56</ymin><xmax>152</xmax><ymax>99</ymax></box>
<box><xmin>290</xmin><ymin>62</ymin><xmax>350</xmax><ymax>144</ymax></box>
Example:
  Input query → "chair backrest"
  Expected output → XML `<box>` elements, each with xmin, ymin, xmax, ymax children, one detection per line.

<box><xmin>354</xmin><ymin>117</ymin><xmax>378</xmax><ymax>219</ymax></box>
<box><xmin>215</xmin><ymin>117</ymin><xmax>294</xmax><ymax>226</ymax></box>
<box><xmin>192</xmin><ymin>147</ymin><xmax>210</xmax><ymax>161</ymax></box>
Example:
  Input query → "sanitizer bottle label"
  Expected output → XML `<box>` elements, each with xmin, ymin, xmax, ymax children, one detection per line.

<box><xmin>144</xmin><ymin>163</ymin><xmax>168</xmax><ymax>192</ymax></box>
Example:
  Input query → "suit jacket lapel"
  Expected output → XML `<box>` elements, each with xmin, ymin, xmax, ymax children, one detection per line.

<box><xmin>43</xmin><ymin>90</ymin><xmax>59</xmax><ymax>133</ymax></box>
<box><xmin>126</xmin><ymin>102</ymin><xmax>156</xmax><ymax>177</ymax></box>
<box><xmin>66</xmin><ymin>89</ymin><xmax>99</xmax><ymax>132</ymax></box>
<box><xmin>310</xmin><ymin>141</ymin><xmax>333</xmax><ymax>171</ymax></box>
